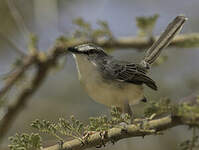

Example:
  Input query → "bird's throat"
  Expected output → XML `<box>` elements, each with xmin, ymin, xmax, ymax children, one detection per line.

<box><xmin>72</xmin><ymin>54</ymin><xmax>98</xmax><ymax>81</ymax></box>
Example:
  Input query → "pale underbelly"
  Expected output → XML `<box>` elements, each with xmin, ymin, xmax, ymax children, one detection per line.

<box><xmin>80</xmin><ymin>79</ymin><xmax>144</xmax><ymax>107</ymax></box>
<box><xmin>74</xmin><ymin>54</ymin><xmax>145</xmax><ymax>108</ymax></box>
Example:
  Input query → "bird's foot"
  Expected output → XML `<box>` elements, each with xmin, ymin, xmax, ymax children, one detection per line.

<box><xmin>57</xmin><ymin>140</ymin><xmax>64</xmax><ymax>150</ymax></box>
<box><xmin>96</xmin><ymin>131</ymin><xmax>108</xmax><ymax>148</ymax></box>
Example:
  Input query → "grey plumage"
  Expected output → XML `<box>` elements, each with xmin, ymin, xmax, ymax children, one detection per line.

<box><xmin>93</xmin><ymin>54</ymin><xmax>157</xmax><ymax>90</ymax></box>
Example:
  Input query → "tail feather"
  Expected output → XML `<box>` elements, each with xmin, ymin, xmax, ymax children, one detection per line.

<box><xmin>141</xmin><ymin>15</ymin><xmax>187</xmax><ymax>68</ymax></box>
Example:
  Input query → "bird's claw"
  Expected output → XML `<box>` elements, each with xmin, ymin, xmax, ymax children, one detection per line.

<box><xmin>58</xmin><ymin>140</ymin><xmax>64</xmax><ymax>150</ymax></box>
<box><xmin>96</xmin><ymin>131</ymin><xmax>108</xmax><ymax>148</ymax></box>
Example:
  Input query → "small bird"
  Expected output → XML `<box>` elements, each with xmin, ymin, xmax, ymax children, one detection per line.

<box><xmin>68</xmin><ymin>16</ymin><xmax>187</xmax><ymax>118</ymax></box>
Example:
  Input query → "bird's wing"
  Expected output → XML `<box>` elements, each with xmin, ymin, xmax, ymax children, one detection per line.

<box><xmin>101</xmin><ymin>59</ymin><xmax>157</xmax><ymax>90</ymax></box>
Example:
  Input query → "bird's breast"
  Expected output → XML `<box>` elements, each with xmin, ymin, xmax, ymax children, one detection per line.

<box><xmin>73</xmin><ymin>54</ymin><xmax>144</xmax><ymax>107</ymax></box>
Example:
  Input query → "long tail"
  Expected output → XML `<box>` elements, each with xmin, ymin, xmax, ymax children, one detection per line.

<box><xmin>140</xmin><ymin>15</ymin><xmax>187</xmax><ymax>68</ymax></box>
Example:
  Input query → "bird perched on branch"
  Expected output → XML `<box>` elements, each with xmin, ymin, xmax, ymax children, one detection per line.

<box><xmin>68</xmin><ymin>15</ymin><xmax>187</xmax><ymax>119</ymax></box>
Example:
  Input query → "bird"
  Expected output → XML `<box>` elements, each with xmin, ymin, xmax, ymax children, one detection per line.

<box><xmin>68</xmin><ymin>15</ymin><xmax>187</xmax><ymax>118</ymax></box>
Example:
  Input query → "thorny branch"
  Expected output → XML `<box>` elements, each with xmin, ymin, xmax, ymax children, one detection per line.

<box><xmin>0</xmin><ymin>32</ymin><xmax>199</xmax><ymax>141</ymax></box>
<box><xmin>43</xmin><ymin>114</ymin><xmax>199</xmax><ymax>150</ymax></box>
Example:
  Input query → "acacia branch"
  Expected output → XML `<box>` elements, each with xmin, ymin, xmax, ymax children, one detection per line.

<box><xmin>44</xmin><ymin>114</ymin><xmax>199</xmax><ymax>150</ymax></box>
<box><xmin>0</xmin><ymin>55</ymin><xmax>35</xmax><ymax>98</ymax></box>
<box><xmin>0</xmin><ymin>33</ymin><xmax>199</xmax><ymax>142</ymax></box>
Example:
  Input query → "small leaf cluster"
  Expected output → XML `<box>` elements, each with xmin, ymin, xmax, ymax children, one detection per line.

<box><xmin>177</xmin><ymin>103</ymin><xmax>199</xmax><ymax>119</ymax></box>
<box><xmin>85</xmin><ymin>107</ymin><xmax>131</xmax><ymax>132</ymax></box>
<box><xmin>31</xmin><ymin>116</ymin><xmax>84</xmax><ymax>141</ymax></box>
<box><xmin>144</xmin><ymin>97</ymin><xmax>177</xmax><ymax>117</ymax></box>
<box><xmin>8</xmin><ymin>106</ymin><xmax>130</xmax><ymax>149</ymax></box>
<box><xmin>85</xmin><ymin>115</ymin><xmax>110</xmax><ymax>132</ymax></box>
<box><xmin>136</xmin><ymin>14</ymin><xmax>159</xmax><ymax>37</ymax></box>
<box><xmin>31</xmin><ymin>119</ymin><xmax>59</xmax><ymax>139</ymax></box>
<box><xmin>73</xmin><ymin>17</ymin><xmax>113</xmax><ymax>42</ymax></box>
<box><xmin>8</xmin><ymin>133</ymin><xmax>41</xmax><ymax>150</ymax></box>
<box><xmin>56</xmin><ymin>116</ymin><xmax>84</xmax><ymax>139</ymax></box>
<box><xmin>144</xmin><ymin>96</ymin><xmax>199</xmax><ymax>123</ymax></box>
<box><xmin>110</xmin><ymin>106</ymin><xmax>131</xmax><ymax>125</ymax></box>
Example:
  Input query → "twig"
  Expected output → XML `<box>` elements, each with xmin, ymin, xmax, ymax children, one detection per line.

<box><xmin>6</xmin><ymin>0</ymin><xmax>30</xmax><ymax>38</ymax></box>
<box><xmin>43</xmin><ymin>115</ymin><xmax>199</xmax><ymax>150</ymax></box>
<box><xmin>0</xmin><ymin>55</ymin><xmax>35</xmax><ymax>98</ymax></box>
<box><xmin>0</xmin><ymin>32</ymin><xmax>26</xmax><ymax>57</ymax></box>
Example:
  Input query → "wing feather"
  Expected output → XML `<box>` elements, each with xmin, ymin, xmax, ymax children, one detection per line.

<box><xmin>100</xmin><ymin>59</ymin><xmax>157</xmax><ymax>90</ymax></box>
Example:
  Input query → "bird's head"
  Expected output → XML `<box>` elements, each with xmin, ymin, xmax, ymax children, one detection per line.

<box><xmin>67</xmin><ymin>43</ymin><xmax>107</xmax><ymax>57</ymax></box>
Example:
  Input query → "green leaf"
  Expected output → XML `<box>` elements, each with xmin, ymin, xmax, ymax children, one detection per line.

<box><xmin>8</xmin><ymin>133</ymin><xmax>41</xmax><ymax>150</ymax></box>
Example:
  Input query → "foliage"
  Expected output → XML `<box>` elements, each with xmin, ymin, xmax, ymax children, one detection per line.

<box><xmin>8</xmin><ymin>133</ymin><xmax>42</xmax><ymax>150</ymax></box>
<box><xmin>85</xmin><ymin>115</ymin><xmax>110</xmax><ymax>132</ymax></box>
<box><xmin>8</xmin><ymin>107</ymin><xmax>130</xmax><ymax>149</ymax></box>
<box><xmin>8</xmin><ymin>98</ymin><xmax>199</xmax><ymax>150</ymax></box>
<box><xmin>56</xmin><ymin>116</ymin><xmax>84</xmax><ymax>139</ymax></box>
<box><xmin>136</xmin><ymin>14</ymin><xmax>159</xmax><ymax>37</ymax></box>
<box><xmin>73</xmin><ymin>17</ymin><xmax>113</xmax><ymax>42</ymax></box>
<box><xmin>144</xmin><ymin>96</ymin><xmax>199</xmax><ymax>119</ymax></box>
<box><xmin>31</xmin><ymin>119</ymin><xmax>63</xmax><ymax>141</ymax></box>
<box><xmin>144</xmin><ymin>97</ymin><xmax>177</xmax><ymax>117</ymax></box>
<box><xmin>31</xmin><ymin>116</ymin><xmax>84</xmax><ymax>141</ymax></box>
<box><xmin>110</xmin><ymin>106</ymin><xmax>131</xmax><ymax>125</ymax></box>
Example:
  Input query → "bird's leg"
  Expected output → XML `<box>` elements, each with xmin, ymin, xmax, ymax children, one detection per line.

<box><xmin>123</xmin><ymin>101</ymin><xmax>133</xmax><ymax>118</ymax></box>
<box><xmin>123</xmin><ymin>100</ymin><xmax>133</xmax><ymax>121</ymax></box>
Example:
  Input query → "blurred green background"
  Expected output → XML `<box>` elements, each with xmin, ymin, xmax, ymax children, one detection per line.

<box><xmin>0</xmin><ymin>0</ymin><xmax>199</xmax><ymax>149</ymax></box>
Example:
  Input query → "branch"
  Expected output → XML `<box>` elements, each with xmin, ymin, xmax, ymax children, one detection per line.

<box><xmin>44</xmin><ymin>114</ymin><xmax>199</xmax><ymax>150</ymax></box>
<box><xmin>0</xmin><ymin>55</ymin><xmax>35</xmax><ymax>98</ymax></box>
<box><xmin>0</xmin><ymin>32</ymin><xmax>199</xmax><ymax>141</ymax></box>
<box><xmin>68</xmin><ymin>33</ymin><xmax>199</xmax><ymax>49</ymax></box>
<box><xmin>0</xmin><ymin>45</ymin><xmax>66</xmax><ymax>141</ymax></box>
